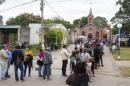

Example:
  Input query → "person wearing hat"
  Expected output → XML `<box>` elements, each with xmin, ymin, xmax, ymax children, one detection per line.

<box><xmin>42</xmin><ymin>47</ymin><xmax>52</xmax><ymax>80</ymax></box>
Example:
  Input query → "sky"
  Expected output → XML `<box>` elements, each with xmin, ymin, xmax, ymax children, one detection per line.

<box><xmin>0</xmin><ymin>0</ymin><xmax>119</xmax><ymax>24</ymax></box>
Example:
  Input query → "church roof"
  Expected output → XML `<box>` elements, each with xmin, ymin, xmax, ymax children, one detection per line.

<box><xmin>88</xmin><ymin>8</ymin><xmax>93</xmax><ymax>16</ymax></box>
<box><xmin>80</xmin><ymin>23</ymin><xmax>102</xmax><ymax>30</ymax></box>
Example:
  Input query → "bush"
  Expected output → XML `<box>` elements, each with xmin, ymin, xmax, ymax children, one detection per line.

<box><xmin>44</xmin><ymin>28</ymin><xmax>63</xmax><ymax>49</ymax></box>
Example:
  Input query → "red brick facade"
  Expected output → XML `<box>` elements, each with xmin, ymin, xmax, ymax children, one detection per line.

<box><xmin>79</xmin><ymin>8</ymin><xmax>109</xmax><ymax>41</ymax></box>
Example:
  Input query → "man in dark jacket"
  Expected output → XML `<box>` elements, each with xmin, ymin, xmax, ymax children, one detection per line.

<box><xmin>66</xmin><ymin>62</ymin><xmax>89</xmax><ymax>86</ymax></box>
<box><xmin>93</xmin><ymin>44</ymin><xmax>101</xmax><ymax>68</ymax></box>
<box><xmin>12</xmin><ymin>45</ymin><xmax>24</xmax><ymax>81</ymax></box>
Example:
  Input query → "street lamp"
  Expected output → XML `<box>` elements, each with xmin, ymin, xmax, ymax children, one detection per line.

<box><xmin>116</xmin><ymin>23</ymin><xmax>122</xmax><ymax>59</ymax></box>
<box><xmin>110</xmin><ymin>25</ymin><xmax>114</xmax><ymax>44</ymax></box>
<box><xmin>67</xmin><ymin>29</ymin><xmax>70</xmax><ymax>44</ymax></box>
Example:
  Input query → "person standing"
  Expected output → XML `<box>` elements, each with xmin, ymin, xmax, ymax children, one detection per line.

<box><xmin>80</xmin><ymin>49</ymin><xmax>91</xmax><ymax>63</ymax></box>
<box><xmin>37</xmin><ymin>49</ymin><xmax>44</xmax><ymax>77</ymax></box>
<box><xmin>66</xmin><ymin>62</ymin><xmax>89</xmax><ymax>86</ymax></box>
<box><xmin>70</xmin><ymin>51</ymin><xmax>76</xmax><ymax>73</ymax></box>
<box><xmin>0</xmin><ymin>45</ymin><xmax>8</xmax><ymax>80</ymax></box>
<box><xmin>6</xmin><ymin>46</ymin><xmax>12</xmax><ymax>78</ymax></box>
<box><xmin>42</xmin><ymin>48</ymin><xmax>52</xmax><ymax>80</ymax></box>
<box><xmin>12</xmin><ymin>45</ymin><xmax>25</xmax><ymax>81</ymax></box>
<box><xmin>61</xmin><ymin>45</ymin><xmax>70</xmax><ymax>76</ymax></box>
<box><xmin>93</xmin><ymin>44</ymin><xmax>100</xmax><ymax>68</ymax></box>
<box><xmin>23</xmin><ymin>47</ymin><xmax>33</xmax><ymax>77</ymax></box>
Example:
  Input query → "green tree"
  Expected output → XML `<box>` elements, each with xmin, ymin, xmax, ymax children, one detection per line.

<box><xmin>44</xmin><ymin>28</ymin><xmax>63</xmax><ymax>48</ymax></box>
<box><xmin>73</xmin><ymin>16</ymin><xmax>88</xmax><ymax>28</ymax></box>
<box><xmin>52</xmin><ymin>17</ymin><xmax>73</xmax><ymax>29</ymax></box>
<box><xmin>6</xmin><ymin>13</ymin><xmax>41</xmax><ymax>26</ymax></box>
<box><xmin>94</xmin><ymin>16</ymin><xmax>108</xmax><ymax>28</ymax></box>
<box><xmin>111</xmin><ymin>0</ymin><xmax>130</xmax><ymax>33</ymax></box>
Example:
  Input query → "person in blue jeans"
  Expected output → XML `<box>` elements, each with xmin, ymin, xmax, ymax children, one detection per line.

<box><xmin>42</xmin><ymin>48</ymin><xmax>52</xmax><ymax>80</ymax></box>
<box><xmin>12</xmin><ymin>45</ymin><xmax>25</xmax><ymax>81</ymax></box>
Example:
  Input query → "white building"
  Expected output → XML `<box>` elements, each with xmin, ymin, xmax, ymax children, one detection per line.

<box><xmin>29</xmin><ymin>23</ymin><xmax>40</xmax><ymax>45</ymax></box>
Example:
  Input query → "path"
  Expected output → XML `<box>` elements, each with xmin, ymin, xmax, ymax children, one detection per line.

<box><xmin>0</xmin><ymin>45</ymin><xmax>130</xmax><ymax>86</ymax></box>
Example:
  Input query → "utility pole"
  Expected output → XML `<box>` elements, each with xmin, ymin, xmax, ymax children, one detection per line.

<box><xmin>40</xmin><ymin>0</ymin><xmax>45</xmax><ymax>44</ymax></box>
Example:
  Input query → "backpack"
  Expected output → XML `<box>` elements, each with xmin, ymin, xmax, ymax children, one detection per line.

<box><xmin>43</xmin><ymin>51</ymin><xmax>52</xmax><ymax>65</ymax></box>
<box><xmin>16</xmin><ymin>50</ymin><xmax>23</xmax><ymax>65</ymax></box>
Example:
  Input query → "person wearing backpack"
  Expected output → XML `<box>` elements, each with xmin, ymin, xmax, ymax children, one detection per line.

<box><xmin>42</xmin><ymin>47</ymin><xmax>52</xmax><ymax>80</ymax></box>
<box><xmin>12</xmin><ymin>45</ymin><xmax>25</xmax><ymax>81</ymax></box>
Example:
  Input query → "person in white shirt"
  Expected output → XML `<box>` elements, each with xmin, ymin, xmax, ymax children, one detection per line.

<box><xmin>61</xmin><ymin>45</ymin><xmax>70</xmax><ymax>76</ymax></box>
<box><xmin>80</xmin><ymin>49</ymin><xmax>91</xmax><ymax>63</ymax></box>
<box><xmin>0</xmin><ymin>45</ymin><xmax>8</xmax><ymax>80</ymax></box>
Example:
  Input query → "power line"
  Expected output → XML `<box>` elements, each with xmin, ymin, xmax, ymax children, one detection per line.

<box><xmin>45</xmin><ymin>0</ymin><xmax>61</xmax><ymax>18</ymax></box>
<box><xmin>0</xmin><ymin>0</ymin><xmax>38</xmax><ymax>13</ymax></box>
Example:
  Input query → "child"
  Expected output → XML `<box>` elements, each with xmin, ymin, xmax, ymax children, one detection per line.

<box><xmin>86</xmin><ymin>59</ymin><xmax>92</xmax><ymax>82</ymax></box>
<box><xmin>70</xmin><ymin>51</ymin><xmax>76</xmax><ymax>73</ymax></box>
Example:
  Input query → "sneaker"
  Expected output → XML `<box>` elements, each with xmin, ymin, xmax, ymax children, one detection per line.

<box><xmin>38</xmin><ymin>75</ymin><xmax>42</xmax><ymax>77</ymax></box>
<box><xmin>16</xmin><ymin>79</ymin><xmax>19</xmax><ymax>82</ymax></box>
<box><xmin>1</xmin><ymin>78</ymin><xmax>7</xmax><ymax>80</ymax></box>
<box><xmin>42</xmin><ymin>76</ymin><xmax>46</xmax><ymax>79</ymax></box>
<box><xmin>21</xmin><ymin>79</ymin><xmax>25</xmax><ymax>82</ymax></box>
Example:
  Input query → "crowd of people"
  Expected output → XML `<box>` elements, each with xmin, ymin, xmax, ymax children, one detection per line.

<box><xmin>0</xmin><ymin>40</ymin><xmax>105</xmax><ymax>86</ymax></box>
<box><xmin>0</xmin><ymin>43</ymin><xmax>52</xmax><ymax>81</ymax></box>
<box><xmin>61</xmin><ymin>39</ymin><xmax>105</xmax><ymax>86</ymax></box>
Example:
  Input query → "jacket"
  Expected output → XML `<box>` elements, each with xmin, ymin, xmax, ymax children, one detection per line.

<box><xmin>0</xmin><ymin>49</ymin><xmax>8</xmax><ymax>63</ymax></box>
<box><xmin>43</xmin><ymin>51</ymin><xmax>52</xmax><ymax>65</ymax></box>
<box><xmin>12</xmin><ymin>49</ymin><xmax>24</xmax><ymax>65</ymax></box>
<box><xmin>66</xmin><ymin>73</ymin><xmax>89</xmax><ymax>86</ymax></box>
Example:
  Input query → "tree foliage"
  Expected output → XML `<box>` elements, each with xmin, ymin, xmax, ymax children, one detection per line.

<box><xmin>6</xmin><ymin>13</ymin><xmax>41</xmax><ymax>26</ymax></box>
<box><xmin>111</xmin><ymin>0</ymin><xmax>130</xmax><ymax>33</ymax></box>
<box><xmin>73</xmin><ymin>16</ymin><xmax>88</xmax><ymax>28</ymax></box>
<box><xmin>52</xmin><ymin>17</ymin><xmax>73</xmax><ymax>29</ymax></box>
<box><xmin>94</xmin><ymin>16</ymin><xmax>108</xmax><ymax>27</ymax></box>
<box><xmin>73</xmin><ymin>16</ymin><xmax>108</xmax><ymax>28</ymax></box>
<box><xmin>44</xmin><ymin>28</ymin><xmax>63</xmax><ymax>48</ymax></box>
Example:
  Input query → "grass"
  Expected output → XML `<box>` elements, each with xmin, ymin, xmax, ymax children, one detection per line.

<box><xmin>119</xmin><ymin>67</ymin><xmax>130</xmax><ymax>77</ymax></box>
<box><xmin>112</xmin><ymin>47</ymin><xmax>130</xmax><ymax>60</ymax></box>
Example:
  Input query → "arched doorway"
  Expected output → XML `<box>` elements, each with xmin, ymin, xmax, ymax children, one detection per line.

<box><xmin>96</xmin><ymin>31</ymin><xmax>99</xmax><ymax>40</ymax></box>
<box><xmin>88</xmin><ymin>33</ymin><xmax>93</xmax><ymax>39</ymax></box>
<box><xmin>81</xmin><ymin>31</ymin><xmax>85</xmax><ymax>36</ymax></box>
<box><xmin>103</xmin><ymin>34</ymin><xmax>107</xmax><ymax>41</ymax></box>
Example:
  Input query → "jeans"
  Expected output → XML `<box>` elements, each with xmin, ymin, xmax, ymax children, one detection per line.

<box><xmin>6</xmin><ymin>61</ymin><xmax>10</xmax><ymax>77</ymax></box>
<box><xmin>62</xmin><ymin>60</ymin><xmax>68</xmax><ymax>75</ymax></box>
<box><xmin>38</xmin><ymin>66</ymin><xmax>42</xmax><ymax>76</ymax></box>
<box><xmin>24</xmin><ymin>61</ymin><xmax>32</xmax><ymax>77</ymax></box>
<box><xmin>0</xmin><ymin>61</ymin><xmax>8</xmax><ymax>79</ymax></box>
<box><xmin>43</xmin><ymin>64</ymin><xmax>51</xmax><ymax>78</ymax></box>
<box><xmin>14</xmin><ymin>64</ymin><xmax>24</xmax><ymax>80</ymax></box>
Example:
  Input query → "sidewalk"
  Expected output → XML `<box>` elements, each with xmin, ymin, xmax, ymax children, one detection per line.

<box><xmin>91</xmin><ymin>45</ymin><xmax>130</xmax><ymax>86</ymax></box>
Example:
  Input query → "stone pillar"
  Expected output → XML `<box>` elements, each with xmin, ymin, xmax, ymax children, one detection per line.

<box><xmin>0</xmin><ymin>31</ymin><xmax>2</xmax><ymax>44</ymax></box>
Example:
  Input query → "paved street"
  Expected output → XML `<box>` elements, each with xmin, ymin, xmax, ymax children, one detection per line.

<box><xmin>0</xmin><ymin>45</ymin><xmax>130</xmax><ymax>86</ymax></box>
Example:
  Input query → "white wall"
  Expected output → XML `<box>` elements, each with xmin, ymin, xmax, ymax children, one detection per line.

<box><xmin>29</xmin><ymin>24</ymin><xmax>41</xmax><ymax>45</ymax></box>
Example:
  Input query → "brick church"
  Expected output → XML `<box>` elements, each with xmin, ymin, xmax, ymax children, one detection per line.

<box><xmin>79</xmin><ymin>8</ymin><xmax>110</xmax><ymax>41</ymax></box>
